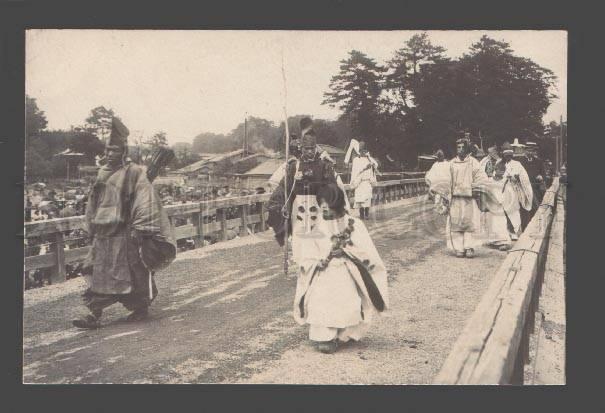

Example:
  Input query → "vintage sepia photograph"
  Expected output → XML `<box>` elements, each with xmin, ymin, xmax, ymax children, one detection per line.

<box><xmin>23</xmin><ymin>29</ymin><xmax>567</xmax><ymax>385</ymax></box>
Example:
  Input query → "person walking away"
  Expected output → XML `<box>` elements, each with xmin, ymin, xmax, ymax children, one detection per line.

<box><xmin>72</xmin><ymin>118</ymin><xmax>176</xmax><ymax>329</ymax></box>
<box><xmin>350</xmin><ymin>141</ymin><xmax>378</xmax><ymax>220</ymax></box>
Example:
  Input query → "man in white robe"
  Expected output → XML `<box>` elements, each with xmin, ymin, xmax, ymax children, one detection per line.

<box><xmin>446</xmin><ymin>139</ymin><xmax>489</xmax><ymax>257</ymax></box>
<box><xmin>501</xmin><ymin>142</ymin><xmax>533</xmax><ymax>240</ymax></box>
<box><xmin>350</xmin><ymin>141</ymin><xmax>378</xmax><ymax>220</ymax></box>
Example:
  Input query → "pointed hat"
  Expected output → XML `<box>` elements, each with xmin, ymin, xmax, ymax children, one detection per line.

<box><xmin>106</xmin><ymin>117</ymin><xmax>129</xmax><ymax>149</ymax></box>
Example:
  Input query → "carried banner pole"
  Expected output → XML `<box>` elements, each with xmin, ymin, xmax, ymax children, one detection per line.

<box><xmin>281</xmin><ymin>48</ymin><xmax>290</xmax><ymax>277</ymax></box>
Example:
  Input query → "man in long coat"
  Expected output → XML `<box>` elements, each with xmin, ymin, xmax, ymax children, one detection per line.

<box><xmin>72</xmin><ymin>118</ymin><xmax>176</xmax><ymax>329</ymax></box>
<box><xmin>266</xmin><ymin>117</ymin><xmax>338</xmax><ymax>265</ymax></box>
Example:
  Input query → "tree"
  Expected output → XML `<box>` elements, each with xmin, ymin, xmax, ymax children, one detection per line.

<box><xmin>192</xmin><ymin>132</ymin><xmax>234</xmax><ymax>153</ymax></box>
<box><xmin>145</xmin><ymin>131</ymin><xmax>168</xmax><ymax>149</ymax></box>
<box><xmin>171</xmin><ymin>142</ymin><xmax>200</xmax><ymax>168</ymax></box>
<box><xmin>323</xmin><ymin>50</ymin><xmax>387</xmax><ymax>149</ymax></box>
<box><xmin>26</xmin><ymin>96</ymin><xmax>48</xmax><ymax>139</ymax></box>
<box><xmin>406</xmin><ymin>35</ymin><xmax>557</xmax><ymax>156</ymax></box>
<box><xmin>85</xmin><ymin>106</ymin><xmax>115</xmax><ymax>143</ymax></box>
<box><xmin>454</xmin><ymin>36</ymin><xmax>557</xmax><ymax>145</ymax></box>
<box><xmin>69</xmin><ymin>127</ymin><xmax>105</xmax><ymax>163</ymax></box>
<box><xmin>385</xmin><ymin>32</ymin><xmax>447</xmax><ymax>116</ymax></box>
<box><xmin>230</xmin><ymin>117</ymin><xmax>280</xmax><ymax>153</ymax></box>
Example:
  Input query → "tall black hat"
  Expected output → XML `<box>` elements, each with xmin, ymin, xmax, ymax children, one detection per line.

<box><xmin>106</xmin><ymin>117</ymin><xmax>130</xmax><ymax>149</ymax></box>
<box><xmin>300</xmin><ymin>117</ymin><xmax>313</xmax><ymax>136</ymax></box>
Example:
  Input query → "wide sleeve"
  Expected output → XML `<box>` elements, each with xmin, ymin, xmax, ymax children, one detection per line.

<box><xmin>344</xmin><ymin>217</ymin><xmax>389</xmax><ymax>310</ymax></box>
<box><xmin>268</xmin><ymin>162</ymin><xmax>286</xmax><ymax>187</ymax></box>
<box><xmin>428</xmin><ymin>162</ymin><xmax>452</xmax><ymax>200</ymax></box>
<box><xmin>266</xmin><ymin>179</ymin><xmax>287</xmax><ymax>245</ymax></box>
<box><xmin>130</xmin><ymin>168</ymin><xmax>164</xmax><ymax>235</ymax></box>
<box><xmin>267</xmin><ymin>162</ymin><xmax>297</xmax><ymax>246</ymax></box>
<box><xmin>471</xmin><ymin>158</ymin><xmax>501</xmax><ymax>213</ymax></box>
<box><xmin>515</xmin><ymin>162</ymin><xmax>534</xmax><ymax>210</ymax></box>
<box><xmin>129</xmin><ymin>167</ymin><xmax>177</xmax><ymax>271</ymax></box>
<box><xmin>350</xmin><ymin>158</ymin><xmax>362</xmax><ymax>188</ymax></box>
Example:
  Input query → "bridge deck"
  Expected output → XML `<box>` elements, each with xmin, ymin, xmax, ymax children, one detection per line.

<box><xmin>23</xmin><ymin>198</ymin><xmax>507</xmax><ymax>384</ymax></box>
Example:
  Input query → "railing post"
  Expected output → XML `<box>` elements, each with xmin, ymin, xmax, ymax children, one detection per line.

<box><xmin>51</xmin><ymin>232</ymin><xmax>66</xmax><ymax>284</ymax></box>
<box><xmin>217</xmin><ymin>208</ymin><xmax>228</xmax><ymax>242</ymax></box>
<box><xmin>258</xmin><ymin>201</ymin><xmax>267</xmax><ymax>232</ymax></box>
<box><xmin>194</xmin><ymin>211</ymin><xmax>204</xmax><ymax>248</ymax></box>
<box><xmin>240</xmin><ymin>204</ymin><xmax>250</xmax><ymax>236</ymax></box>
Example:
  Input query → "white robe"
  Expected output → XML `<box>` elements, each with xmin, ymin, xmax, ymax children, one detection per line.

<box><xmin>483</xmin><ymin>178</ymin><xmax>513</xmax><ymax>246</ymax></box>
<box><xmin>503</xmin><ymin>159</ymin><xmax>533</xmax><ymax>211</ymax></box>
<box><xmin>293</xmin><ymin>214</ymin><xmax>389</xmax><ymax>342</ymax></box>
<box><xmin>351</xmin><ymin>155</ymin><xmax>378</xmax><ymax>208</ymax></box>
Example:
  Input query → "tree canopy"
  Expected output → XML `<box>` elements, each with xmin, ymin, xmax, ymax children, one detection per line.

<box><xmin>322</xmin><ymin>34</ymin><xmax>558</xmax><ymax>163</ymax></box>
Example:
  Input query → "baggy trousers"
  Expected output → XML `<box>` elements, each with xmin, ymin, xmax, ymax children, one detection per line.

<box><xmin>82</xmin><ymin>251</ymin><xmax>158</xmax><ymax>318</ymax></box>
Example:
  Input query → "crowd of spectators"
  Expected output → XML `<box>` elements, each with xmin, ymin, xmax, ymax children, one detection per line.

<box><xmin>23</xmin><ymin>181</ymin><xmax>269</xmax><ymax>289</ymax></box>
<box><xmin>25</xmin><ymin>182</ymin><xmax>89</xmax><ymax>223</ymax></box>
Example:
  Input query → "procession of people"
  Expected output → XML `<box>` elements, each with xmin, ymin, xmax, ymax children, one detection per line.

<box><xmin>27</xmin><ymin>114</ymin><xmax>553</xmax><ymax>359</ymax></box>
<box><xmin>426</xmin><ymin>136</ymin><xmax>548</xmax><ymax>258</ymax></box>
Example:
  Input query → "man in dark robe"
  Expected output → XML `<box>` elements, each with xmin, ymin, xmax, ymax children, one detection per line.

<box><xmin>519</xmin><ymin>141</ymin><xmax>546</xmax><ymax>229</ymax></box>
<box><xmin>72</xmin><ymin>118</ymin><xmax>176</xmax><ymax>329</ymax></box>
<box><xmin>267</xmin><ymin>117</ymin><xmax>338</xmax><ymax>250</ymax></box>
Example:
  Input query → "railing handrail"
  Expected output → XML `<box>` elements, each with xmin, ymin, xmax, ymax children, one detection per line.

<box><xmin>24</xmin><ymin>178</ymin><xmax>425</xmax><ymax>237</ymax></box>
<box><xmin>434</xmin><ymin>177</ymin><xmax>561</xmax><ymax>384</ymax></box>
<box><xmin>23</xmin><ymin>177</ymin><xmax>428</xmax><ymax>284</ymax></box>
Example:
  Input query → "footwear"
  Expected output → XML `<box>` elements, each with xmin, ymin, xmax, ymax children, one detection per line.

<box><xmin>498</xmin><ymin>244</ymin><xmax>511</xmax><ymax>251</ymax></box>
<box><xmin>465</xmin><ymin>248</ymin><xmax>475</xmax><ymax>258</ymax></box>
<box><xmin>316</xmin><ymin>340</ymin><xmax>338</xmax><ymax>354</ymax></box>
<box><xmin>126</xmin><ymin>308</ymin><xmax>149</xmax><ymax>322</ymax></box>
<box><xmin>455</xmin><ymin>251</ymin><xmax>465</xmax><ymax>258</ymax></box>
<box><xmin>72</xmin><ymin>314</ymin><xmax>101</xmax><ymax>329</ymax></box>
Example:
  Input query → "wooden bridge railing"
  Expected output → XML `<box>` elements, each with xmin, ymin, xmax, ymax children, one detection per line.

<box><xmin>24</xmin><ymin>178</ymin><xmax>427</xmax><ymax>284</ymax></box>
<box><xmin>435</xmin><ymin>177</ymin><xmax>562</xmax><ymax>385</ymax></box>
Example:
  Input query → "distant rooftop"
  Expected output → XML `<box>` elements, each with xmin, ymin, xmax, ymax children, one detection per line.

<box><xmin>237</xmin><ymin>158</ymin><xmax>285</xmax><ymax>176</ymax></box>
<box><xmin>176</xmin><ymin>149</ymin><xmax>244</xmax><ymax>174</ymax></box>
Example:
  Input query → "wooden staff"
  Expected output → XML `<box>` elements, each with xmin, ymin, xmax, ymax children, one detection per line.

<box><xmin>281</xmin><ymin>49</ymin><xmax>290</xmax><ymax>277</ymax></box>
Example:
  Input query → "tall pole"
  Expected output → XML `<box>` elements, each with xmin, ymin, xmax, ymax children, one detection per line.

<box><xmin>281</xmin><ymin>49</ymin><xmax>290</xmax><ymax>277</ymax></box>
<box><xmin>244</xmin><ymin>114</ymin><xmax>248</xmax><ymax>155</ymax></box>
<box><xmin>560</xmin><ymin>115</ymin><xmax>564</xmax><ymax>172</ymax></box>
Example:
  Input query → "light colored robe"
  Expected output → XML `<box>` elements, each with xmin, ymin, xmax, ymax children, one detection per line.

<box><xmin>503</xmin><ymin>159</ymin><xmax>533</xmax><ymax>211</ymax></box>
<box><xmin>351</xmin><ymin>154</ymin><xmax>378</xmax><ymax>208</ymax></box>
<box><xmin>483</xmin><ymin>178</ymin><xmax>513</xmax><ymax>246</ymax></box>
<box><xmin>436</xmin><ymin>156</ymin><xmax>491</xmax><ymax>252</ymax></box>
<box><xmin>293</xmin><ymin>214</ymin><xmax>388</xmax><ymax>342</ymax></box>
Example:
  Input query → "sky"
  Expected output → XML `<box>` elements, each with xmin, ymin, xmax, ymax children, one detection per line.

<box><xmin>26</xmin><ymin>30</ymin><xmax>567</xmax><ymax>145</ymax></box>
